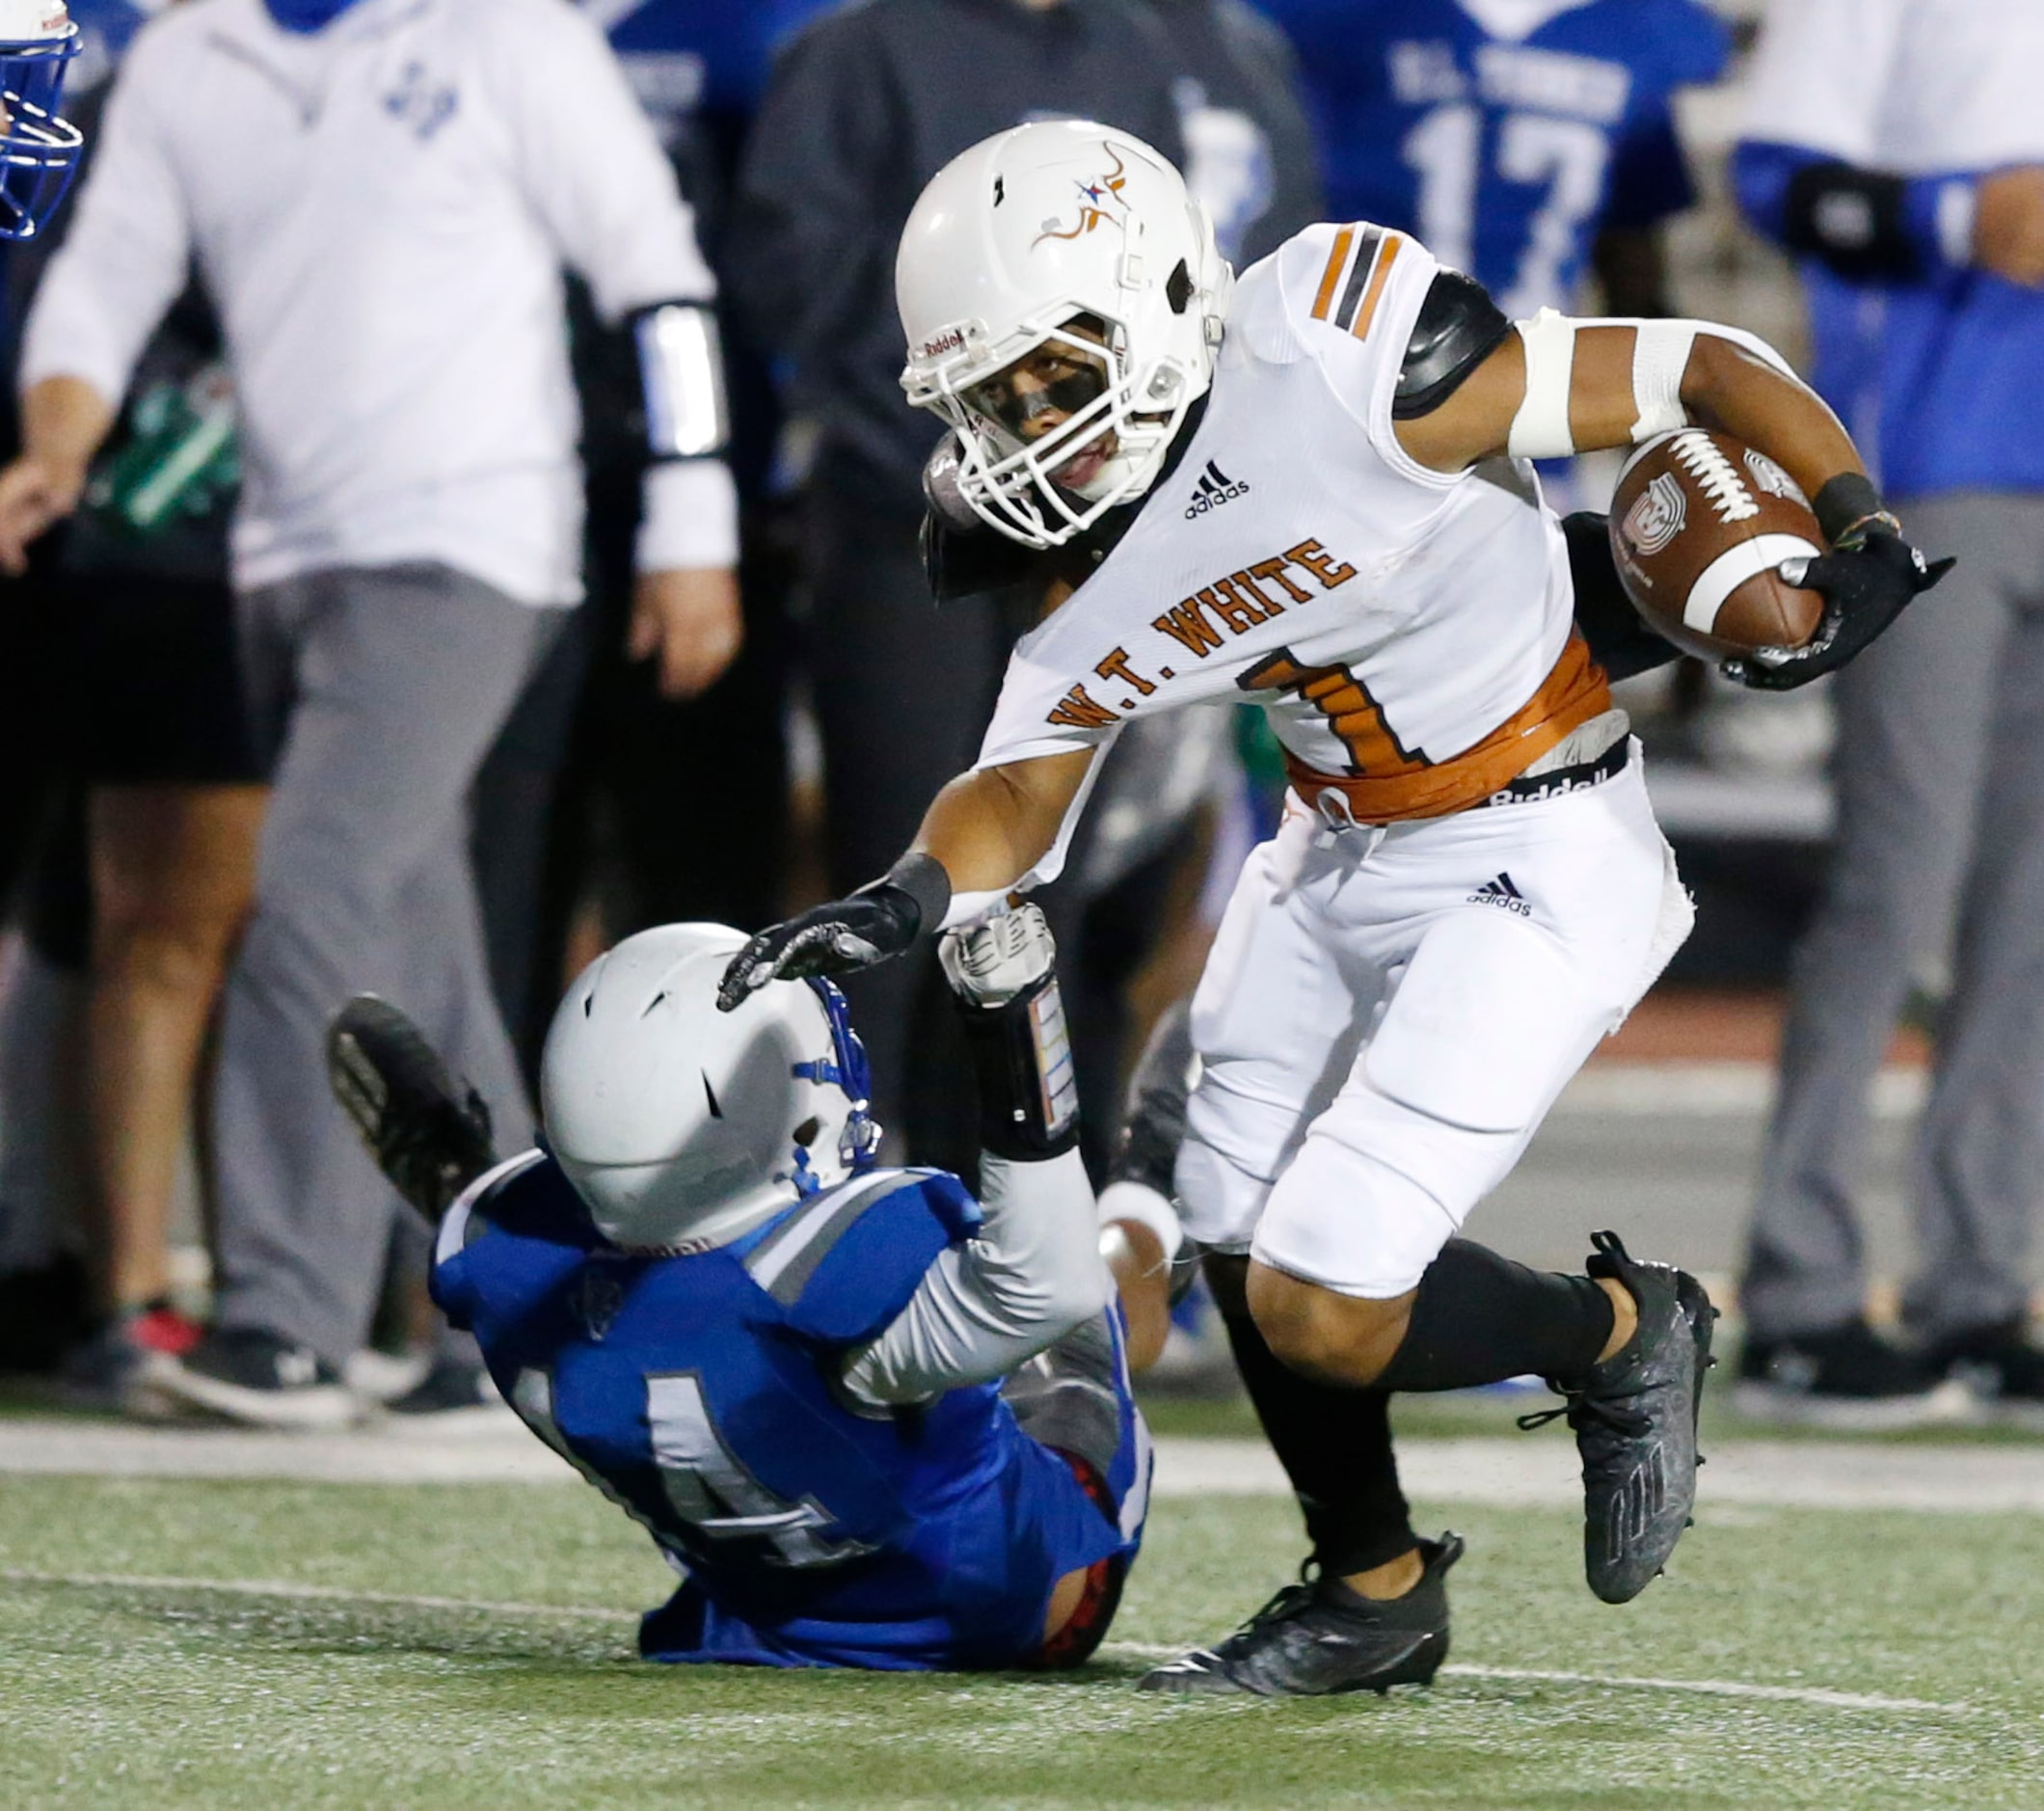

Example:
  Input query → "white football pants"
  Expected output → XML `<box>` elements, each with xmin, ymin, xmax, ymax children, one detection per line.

<box><xmin>1176</xmin><ymin>753</ymin><xmax>1684</xmax><ymax>1298</ymax></box>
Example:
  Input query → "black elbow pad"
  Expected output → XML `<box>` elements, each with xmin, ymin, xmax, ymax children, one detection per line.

<box><xmin>1780</xmin><ymin>162</ymin><xmax>1918</xmax><ymax>282</ymax></box>
<box><xmin>1394</xmin><ymin>270</ymin><xmax>1512</xmax><ymax>420</ymax></box>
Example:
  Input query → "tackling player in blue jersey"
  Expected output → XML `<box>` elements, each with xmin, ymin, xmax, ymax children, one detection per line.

<box><xmin>1259</xmin><ymin>0</ymin><xmax>1727</xmax><ymax>320</ymax></box>
<box><xmin>327</xmin><ymin>906</ymin><xmax>1184</xmax><ymax>1671</ymax></box>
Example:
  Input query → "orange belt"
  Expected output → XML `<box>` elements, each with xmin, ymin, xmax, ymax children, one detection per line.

<box><xmin>1284</xmin><ymin>632</ymin><xmax>1613</xmax><ymax>824</ymax></box>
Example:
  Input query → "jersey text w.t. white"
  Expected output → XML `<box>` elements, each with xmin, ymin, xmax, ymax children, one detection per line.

<box><xmin>973</xmin><ymin>221</ymin><xmax>1607</xmax><ymax>857</ymax></box>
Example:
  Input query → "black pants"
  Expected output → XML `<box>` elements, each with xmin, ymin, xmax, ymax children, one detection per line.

<box><xmin>473</xmin><ymin>475</ymin><xmax>793</xmax><ymax>1072</ymax></box>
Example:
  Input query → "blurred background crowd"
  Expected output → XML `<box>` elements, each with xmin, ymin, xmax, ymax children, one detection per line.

<box><xmin>1</xmin><ymin>0</ymin><xmax>2040</xmax><ymax>1434</ymax></box>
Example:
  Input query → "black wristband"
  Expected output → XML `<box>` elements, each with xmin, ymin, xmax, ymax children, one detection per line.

<box><xmin>1813</xmin><ymin>473</ymin><xmax>1886</xmax><ymax>546</ymax></box>
<box><xmin>879</xmin><ymin>851</ymin><xmax>951</xmax><ymax>939</ymax></box>
<box><xmin>953</xmin><ymin>972</ymin><xmax>1080</xmax><ymax>1161</ymax></box>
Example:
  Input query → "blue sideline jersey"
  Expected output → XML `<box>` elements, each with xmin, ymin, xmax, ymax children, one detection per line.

<box><xmin>1258</xmin><ymin>0</ymin><xmax>1726</xmax><ymax>315</ymax></box>
<box><xmin>1735</xmin><ymin>0</ymin><xmax>2044</xmax><ymax>500</ymax></box>
<box><xmin>433</xmin><ymin>1152</ymin><xmax>1149</xmax><ymax>1671</ymax></box>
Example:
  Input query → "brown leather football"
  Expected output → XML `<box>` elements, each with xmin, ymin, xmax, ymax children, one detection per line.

<box><xmin>1607</xmin><ymin>428</ymin><xmax>1826</xmax><ymax>661</ymax></box>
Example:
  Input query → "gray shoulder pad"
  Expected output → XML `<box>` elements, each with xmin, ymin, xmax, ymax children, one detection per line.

<box><xmin>1393</xmin><ymin>270</ymin><xmax>1511</xmax><ymax>421</ymax></box>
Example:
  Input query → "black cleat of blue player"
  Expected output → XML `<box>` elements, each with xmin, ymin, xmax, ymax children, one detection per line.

<box><xmin>1137</xmin><ymin>1533</ymin><xmax>1463</xmax><ymax>1696</ymax></box>
<box><xmin>1520</xmin><ymin>1230</ymin><xmax>1716</xmax><ymax>1605</ymax></box>
<box><xmin>327</xmin><ymin>995</ymin><xmax>497</xmax><ymax>1226</ymax></box>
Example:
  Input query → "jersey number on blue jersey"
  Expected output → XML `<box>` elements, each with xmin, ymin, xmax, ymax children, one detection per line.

<box><xmin>1402</xmin><ymin>103</ymin><xmax>1607</xmax><ymax>316</ymax></box>
<box><xmin>648</xmin><ymin>1374</ymin><xmax>871</xmax><ymax>1569</ymax></box>
<box><xmin>513</xmin><ymin>1365</ymin><xmax>871</xmax><ymax>1571</ymax></box>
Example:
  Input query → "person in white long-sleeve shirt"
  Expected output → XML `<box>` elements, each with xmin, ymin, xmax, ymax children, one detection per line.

<box><xmin>0</xmin><ymin>0</ymin><xmax>742</xmax><ymax>1425</ymax></box>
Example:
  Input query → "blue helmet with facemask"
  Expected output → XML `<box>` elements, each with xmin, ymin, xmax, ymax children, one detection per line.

<box><xmin>0</xmin><ymin>0</ymin><xmax>83</xmax><ymax>241</ymax></box>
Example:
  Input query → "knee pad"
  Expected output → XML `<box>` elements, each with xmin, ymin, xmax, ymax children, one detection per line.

<box><xmin>1172</xmin><ymin>1134</ymin><xmax>1275</xmax><ymax>1254</ymax></box>
<box><xmin>1251</xmin><ymin>1132</ymin><xmax>1457</xmax><ymax>1300</ymax></box>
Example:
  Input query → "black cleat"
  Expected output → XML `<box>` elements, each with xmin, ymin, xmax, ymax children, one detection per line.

<box><xmin>327</xmin><ymin>996</ymin><xmax>497</xmax><ymax>1225</ymax></box>
<box><xmin>1520</xmin><ymin>1231</ymin><xmax>1714</xmax><ymax>1605</ymax></box>
<box><xmin>1137</xmin><ymin>1534</ymin><xmax>1463</xmax><ymax>1696</ymax></box>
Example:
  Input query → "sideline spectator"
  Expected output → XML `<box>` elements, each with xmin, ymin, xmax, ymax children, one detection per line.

<box><xmin>1256</xmin><ymin>0</ymin><xmax>1727</xmax><ymax>320</ymax></box>
<box><xmin>0</xmin><ymin>0</ymin><xmax>738</xmax><ymax>1425</ymax></box>
<box><xmin>1149</xmin><ymin>0</ymin><xmax>1322</xmax><ymax>270</ymax></box>
<box><xmin>725</xmin><ymin>0</ymin><xmax>1188</xmax><ymax>1136</ymax></box>
<box><xmin>1733</xmin><ymin>0</ymin><xmax>2044</xmax><ymax>1425</ymax></box>
<box><xmin>1</xmin><ymin>4</ymin><xmax>256</xmax><ymax>1405</ymax></box>
<box><xmin>0</xmin><ymin>0</ymin><xmax>152</xmax><ymax>1382</ymax></box>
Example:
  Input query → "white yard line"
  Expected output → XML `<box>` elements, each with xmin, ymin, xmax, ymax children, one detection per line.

<box><xmin>1556</xmin><ymin>1062</ymin><xmax>1925</xmax><ymax>1120</ymax></box>
<box><xmin>1</xmin><ymin>1566</ymin><xmax>633</xmax><ymax>1623</ymax></box>
<box><xmin>10</xmin><ymin>1422</ymin><xmax>2044</xmax><ymax>1513</ymax></box>
<box><xmin>1096</xmin><ymin>1642</ymin><xmax>1970</xmax><ymax>1715</ymax></box>
<box><xmin>2</xmin><ymin>1568</ymin><xmax>1974</xmax><ymax>1717</ymax></box>
<box><xmin>1436</xmin><ymin>1664</ymin><xmax>1971</xmax><ymax>1716</ymax></box>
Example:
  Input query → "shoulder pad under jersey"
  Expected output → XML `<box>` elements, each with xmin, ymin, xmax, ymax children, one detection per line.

<box><xmin>1393</xmin><ymin>270</ymin><xmax>1511</xmax><ymax>421</ymax></box>
<box><xmin>740</xmin><ymin>1168</ymin><xmax>982</xmax><ymax>1345</ymax></box>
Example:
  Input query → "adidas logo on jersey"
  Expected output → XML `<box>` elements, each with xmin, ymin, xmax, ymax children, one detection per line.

<box><xmin>1468</xmin><ymin>873</ymin><xmax>1531</xmax><ymax>917</ymax></box>
<box><xmin>1185</xmin><ymin>459</ymin><xmax>1250</xmax><ymax>519</ymax></box>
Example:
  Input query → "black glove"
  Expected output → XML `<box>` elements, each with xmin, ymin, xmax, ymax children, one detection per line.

<box><xmin>716</xmin><ymin>853</ymin><xmax>952</xmax><ymax>1012</ymax></box>
<box><xmin>1722</xmin><ymin>528</ymin><xmax>1954</xmax><ymax>692</ymax></box>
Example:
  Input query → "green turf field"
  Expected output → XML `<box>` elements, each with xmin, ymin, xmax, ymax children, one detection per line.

<box><xmin>4</xmin><ymin>1465</ymin><xmax>2039</xmax><ymax>1810</ymax></box>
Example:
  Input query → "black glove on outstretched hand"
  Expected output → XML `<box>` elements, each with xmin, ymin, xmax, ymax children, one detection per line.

<box><xmin>716</xmin><ymin>853</ymin><xmax>953</xmax><ymax>1012</ymax></box>
<box><xmin>1723</xmin><ymin>528</ymin><xmax>1954</xmax><ymax>692</ymax></box>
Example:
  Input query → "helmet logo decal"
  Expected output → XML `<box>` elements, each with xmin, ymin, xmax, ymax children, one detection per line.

<box><xmin>1032</xmin><ymin>147</ymin><xmax>1129</xmax><ymax>248</ymax></box>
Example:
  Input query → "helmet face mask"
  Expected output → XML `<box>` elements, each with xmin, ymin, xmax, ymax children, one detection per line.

<box><xmin>0</xmin><ymin>5</ymin><xmax>81</xmax><ymax>243</ymax></box>
<box><xmin>898</xmin><ymin>122</ymin><xmax>1232</xmax><ymax>550</ymax></box>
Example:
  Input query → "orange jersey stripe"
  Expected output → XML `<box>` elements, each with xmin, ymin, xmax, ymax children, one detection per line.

<box><xmin>1310</xmin><ymin>226</ymin><xmax>1355</xmax><ymax>322</ymax></box>
<box><xmin>1284</xmin><ymin>633</ymin><xmax>1613</xmax><ymax>823</ymax></box>
<box><xmin>1350</xmin><ymin>233</ymin><xmax>1404</xmax><ymax>340</ymax></box>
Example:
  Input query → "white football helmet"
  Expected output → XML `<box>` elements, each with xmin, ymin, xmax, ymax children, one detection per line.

<box><xmin>540</xmin><ymin>924</ymin><xmax>878</xmax><ymax>1253</ymax></box>
<box><xmin>898</xmin><ymin>120</ymin><xmax>1232</xmax><ymax>550</ymax></box>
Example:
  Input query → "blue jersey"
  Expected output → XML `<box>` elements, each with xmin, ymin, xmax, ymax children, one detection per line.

<box><xmin>1258</xmin><ymin>0</ymin><xmax>1727</xmax><ymax>314</ymax></box>
<box><xmin>433</xmin><ymin>1152</ymin><xmax>1148</xmax><ymax>1671</ymax></box>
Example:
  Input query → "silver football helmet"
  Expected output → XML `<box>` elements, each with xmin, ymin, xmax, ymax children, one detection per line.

<box><xmin>540</xmin><ymin>924</ymin><xmax>878</xmax><ymax>1253</ymax></box>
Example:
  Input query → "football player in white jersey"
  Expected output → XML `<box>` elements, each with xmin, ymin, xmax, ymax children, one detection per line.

<box><xmin>720</xmin><ymin>122</ymin><xmax>1948</xmax><ymax>1695</ymax></box>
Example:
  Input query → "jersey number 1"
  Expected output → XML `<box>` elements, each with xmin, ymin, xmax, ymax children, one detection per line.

<box><xmin>1240</xmin><ymin>650</ymin><xmax>1432</xmax><ymax>777</ymax></box>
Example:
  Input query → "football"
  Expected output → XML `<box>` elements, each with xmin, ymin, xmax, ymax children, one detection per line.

<box><xmin>1607</xmin><ymin>427</ymin><xmax>1826</xmax><ymax>661</ymax></box>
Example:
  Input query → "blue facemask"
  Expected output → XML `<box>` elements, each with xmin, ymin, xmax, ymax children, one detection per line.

<box><xmin>0</xmin><ymin>24</ymin><xmax>81</xmax><ymax>241</ymax></box>
<box><xmin>263</xmin><ymin>0</ymin><xmax>363</xmax><ymax>32</ymax></box>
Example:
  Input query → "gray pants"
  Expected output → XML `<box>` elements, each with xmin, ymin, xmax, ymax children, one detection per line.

<box><xmin>1743</xmin><ymin>493</ymin><xmax>2044</xmax><ymax>1341</ymax></box>
<box><xmin>212</xmin><ymin>564</ymin><xmax>556</xmax><ymax>1364</ymax></box>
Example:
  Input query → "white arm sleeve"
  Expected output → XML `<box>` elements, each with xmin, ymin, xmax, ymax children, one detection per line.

<box><xmin>1508</xmin><ymin>314</ymin><xmax>1814</xmax><ymax>453</ymax></box>
<box><xmin>20</xmin><ymin>45</ymin><xmax>193</xmax><ymax>401</ymax></box>
<box><xmin>840</xmin><ymin>1149</ymin><xmax>1114</xmax><ymax>1408</ymax></box>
